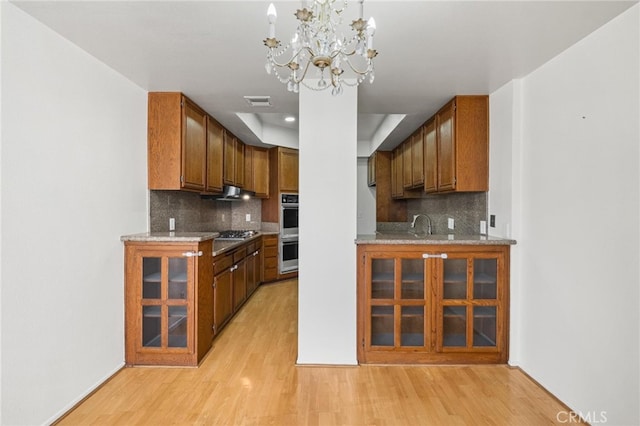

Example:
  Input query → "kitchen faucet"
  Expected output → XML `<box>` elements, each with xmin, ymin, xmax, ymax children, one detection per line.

<box><xmin>411</xmin><ymin>214</ymin><xmax>433</xmax><ymax>235</ymax></box>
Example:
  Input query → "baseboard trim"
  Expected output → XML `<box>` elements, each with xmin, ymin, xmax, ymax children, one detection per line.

<box><xmin>510</xmin><ymin>365</ymin><xmax>587</xmax><ymax>424</ymax></box>
<box><xmin>50</xmin><ymin>363</ymin><xmax>125</xmax><ymax>425</ymax></box>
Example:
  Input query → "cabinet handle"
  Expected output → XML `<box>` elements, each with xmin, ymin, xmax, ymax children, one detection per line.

<box><xmin>422</xmin><ymin>253</ymin><xmax>448</xmax><ymax>259</ymax></box>
<box><xmin>182</xmin><ymin>251</ymin><xmax>203</xmax><ymax>257</ymax></box>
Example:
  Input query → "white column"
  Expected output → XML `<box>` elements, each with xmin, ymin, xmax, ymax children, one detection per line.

<box><xmin>297</xmin><ymin>82</ymin><xmax>358</xmax><ymax>365</ymax></box>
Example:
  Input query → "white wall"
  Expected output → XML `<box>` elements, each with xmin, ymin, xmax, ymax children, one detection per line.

<box><xmin>297</xmin><ymin>82</ymin><xmax>358</xmax><ymax>365</ymax></box>
<box><xmin>490</xmin><ymin>5</ymin><xmax>639</xmax><ymax>424</ymax></box>
<box><xmin>1</xmin><ymin>4</ymin><xmax>148</xmax><ymax>425</ymax></box>
<box><xmin>356</xmin><ymin>158</ymin><xmax>376</xmax><ymax>235</ymax></box>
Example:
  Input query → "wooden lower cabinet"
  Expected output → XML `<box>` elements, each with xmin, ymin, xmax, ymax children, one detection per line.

<box><xmin>357</xmin><ymin>244</ymin><xmax>510</xmax><ymax>364</ymax></box>
<box><xmin>262</xmin><ymin>234</ymin><xmax>278</xmax><ymax>282</ymax></box>
<box><xmin>124</xmin><ymin>240</ymin><xmax>214</xmax><ymax>367</ymax></box>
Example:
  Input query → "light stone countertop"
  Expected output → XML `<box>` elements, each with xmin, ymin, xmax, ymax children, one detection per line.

<box><xmin>120</xmin><ymin>231</ymin><xmax>219</xmax><ymax>242</ymax></box>
<box><xmin>355</xmin><ymin>232</ymin><xmax>516</xmax><ymax>245</ymax></box>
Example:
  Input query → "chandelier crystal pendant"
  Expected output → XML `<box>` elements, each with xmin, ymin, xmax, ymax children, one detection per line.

<box><xmin>263</xmin><ymin>0</ymin><xmax>378</xmax><ymax>96</ymax></box>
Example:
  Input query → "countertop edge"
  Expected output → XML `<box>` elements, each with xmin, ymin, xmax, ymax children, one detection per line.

<box><xmin>355</xmin><ymin>233</ymin><xmax>516</xmax><ymax>245</ymax></box>
<box><xmin>120</xmin><ymin>232</ymin><xmax>219</xmax><ymax>243</ymax></box>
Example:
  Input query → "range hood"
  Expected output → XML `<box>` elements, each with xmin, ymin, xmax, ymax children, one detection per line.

<box><xmin>201</xmin><ymin>185</ymin><xmax>255</xmax><ymax>201</ymax></box>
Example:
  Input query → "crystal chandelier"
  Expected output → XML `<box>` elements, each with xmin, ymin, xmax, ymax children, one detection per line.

<box><xmin>263</xmin><ymin>0</ymin><xmax>378</xmax><ymax>95</ymax></box>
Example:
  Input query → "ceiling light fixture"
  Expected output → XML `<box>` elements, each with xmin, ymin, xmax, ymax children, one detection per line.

<box><xmin>284</xmin><ymin>116</ymin><xmax>296</xmax><ymax>122</ymax></box>
<box><xmin>263</xmin><ymin>0</ymin><xmax>378</xmax><ymax>96</ymax></box>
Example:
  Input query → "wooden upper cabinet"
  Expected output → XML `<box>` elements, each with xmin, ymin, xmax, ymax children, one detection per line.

<box><xmin>437</xmin><ymin>100</ymin><xmax>456</xmax><ymax>192</ymax></box>
<box><xmin>252</xmin><ymin>147</ymin><xmax>270</xmax><ymax>198</ymax></box>
<box><xmin>278</xmin><ymin>147</ymin><xmax>298</xmax><ymax>193</ymax></box>
<box><xmin>223</xmin><ymin>131</ymin><xmax>235</xmax><ymax>185</ymax></box>
<box><xmin>435</xmin><ymin>96</ymin><xmax>488</xmax><ymax>193</ymax></box>
<box><xmin>244</xmin><ymin>146</ymin><xmax>269</xmax><ymax>198</ymax></box>
<box><xmin>235</xmin><ymin>137</ymin><xmax>245</xmax><ymax>188</ymax></box>
<box><xmin>148</xmin><ymin>93</ymin><xmax>207</xmax><ymax>191</ymax></box>
<box><xmin>423</xmin><ymin>119</ymin><xmax>437</xmax><ymax>193</ymax></box>
<box><xmin>223</xmin><ymin>132</ymin><xmax>246</xmax><ymax>188</ymax></box>
<box><xmin>206</xmin><ymin>116</ymin><xmax>224</xmax><ymax>193</ymax></box>
<box><xmin>402</xmin><ymin>138</ymin><xmax>412</xmax><ymax>189</ymax></box>
<box><xmin>411</xmin><ymin>127</ymin><xmax>424</xmax><ymax>187</ymax></box>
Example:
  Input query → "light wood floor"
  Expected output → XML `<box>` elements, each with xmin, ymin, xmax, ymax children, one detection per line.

<box><xmin>58</xmin><ymin>280</ymin><xmax>576</xmax><ymax>425</ymax></box>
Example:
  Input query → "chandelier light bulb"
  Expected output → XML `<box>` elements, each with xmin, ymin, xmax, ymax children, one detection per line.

<box><xmin>267</xmin><ymin>3</ymin><xmax>277</xmax><ymax>22</ymax></box>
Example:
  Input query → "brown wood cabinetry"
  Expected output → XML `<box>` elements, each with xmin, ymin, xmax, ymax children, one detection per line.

<box><xmin>357</xmin><ymin>243</ymin><xmax>509</xmax><ymax>364</ymax></box>
<box><xmin>368</xmin><ymin>151</ymin><xmax>407</xmax><ymax>222</ymax></box>
<box><xmin>206</xmin><ymin>116</ymin><xmax>224</xmax><ymax>193</ymax></box>
<box><xmin>148</xmin><ymin>93</ymin><xmax>207</xmax><ymax>191</ymax></box>
<box><xmin>427</xmin><ymin>95</ymin><xmax>489</xmax><ymax>193</ymax></box>
<box><xmin>223</xmin><ymin>132</ymin><xmax>245</xmax><ymax>188</ymax></box>
<box><xmin>278</xmin><ymin>147</ymin><xmax>299</xmax><ymax>193</ymax></box>
<box><xmin>244</xmin><ymin>146</ymin><xmax>270</xmax><ymax>198</ymax></box>
<box><xmin>411</xmin><ymin>127</ymin><xmax>424</xmax><ymax>187</ymax></box>
<box><xmin>124</xmin><ymin>240</ymin><xmax>213</xmax><ymax>367</ymax></box>
<box><xmin>423</xmin><ymin>119</ymin><xmax>437</xmax><ymax>193</ymax></box>
<box><xmin>262</xmin><ymin>234</ymin><xmax>279</xmax><ymax>282</ymax></box>
<box><xmin>262</xmin><ymin>147</ymin><xmax>299</xmax><ymax>223</ymax></box>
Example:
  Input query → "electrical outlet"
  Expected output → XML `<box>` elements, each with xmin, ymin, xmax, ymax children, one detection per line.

<box><xmin>490</xmin><ymin>215</ymin><xmax>496</xmax><ymax>228</ymax></box>
<box><xmin>245</xmin><ymin>213</ymin><xmax>251</xmax><ymax>222</ymax></box>
<box><xmin>169</xmin><ymin>218</ymin><xmax>176</xmax><ymax>231</ymax></box>
<box><xmin>448</xmin><ymin>217</ymin><xmax>454</xmax><ymax>230</ymax></box>
<box><xmin>480</xmin><ymin>220</ymin><xmax>487</xmax><ymax>234</ymax></box>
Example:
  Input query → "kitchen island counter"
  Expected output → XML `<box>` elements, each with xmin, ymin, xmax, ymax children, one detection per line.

<box><xmin>356</xmin><ymin>232</ymin><xmax>516</xmax><ymax>245</ymax></box>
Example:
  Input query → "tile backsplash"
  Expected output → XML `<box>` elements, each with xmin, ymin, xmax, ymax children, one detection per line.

<box><xmin>377</xmin><ymin>192</ymin><xmax>487</xmax><ymax>235</ymax></box>
<box><xmin>150</xmin><ymin>190</ymin><xmax>262</xmax><ymax>232</ymax></box>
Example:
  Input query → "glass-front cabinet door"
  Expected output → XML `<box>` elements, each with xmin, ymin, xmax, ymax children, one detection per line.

<box><xmin>358</xmin><ymin>244</ymin><xmax>509</xmax><ymax>364</ymax></box>
<box><xmin>437</xmin><ymin>254</ymin><xmax>503</xmax><ymax>353</ymax></box>
<box><xmin>365</xmin><ymin>254</ymin><xmax>432</xmax><ymax>354</ymax></box>
<box><xmin>126</xmin><ymin>245</ymin><xmax>196</xmax><ymax>365</ymax></box>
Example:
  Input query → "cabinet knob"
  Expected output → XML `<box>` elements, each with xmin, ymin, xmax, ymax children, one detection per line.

<box><xmin>422</xmin><ymin>253</ymin><xmax>448</xmax><ymax>259</ymax></box>
<box><xmin>182</xmin><ymin>251</ymin><xmax>203</xmax><ymax>257</ymax></box>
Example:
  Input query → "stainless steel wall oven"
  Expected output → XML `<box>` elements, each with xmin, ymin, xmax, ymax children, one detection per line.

<box><xmin>280</xmin><ymin>193</ymin><xmax>298</xmax><ymax>273</ymax></box>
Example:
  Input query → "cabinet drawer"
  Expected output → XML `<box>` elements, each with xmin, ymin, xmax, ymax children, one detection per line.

<box><xmin>233</xmin><ymin>247</ymin><xmax>247</xmax><ymax>263</ymax></box>
<box><xmin>246</xmin><ymin>241</ymin><xmax>256</xmax><ymax>253</ymax></box>
<box><xmin>264</xmin><ymin>267</ymin><xmax>278</xmax><ymax>282</ymax></box>
<box><xmin>263</xmin><ymin>236</ymin><xmax>278</xmax><ymax>247</ymax></box>
<box><xmin>214</xmin><ymin>254</ymin><xmax>233</xmax><ymax>275</ymax></box>
<box><xmin>264</xmin><ymin>257</ymin><xmax>278</xmax><ymax>269</ymax></box>
<box><xmin>264</xmin><ymin>247</ymin><xmax>278</xmax><ymax>258</ymax></box>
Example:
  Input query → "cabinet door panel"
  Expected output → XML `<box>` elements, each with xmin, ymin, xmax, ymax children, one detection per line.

<box><xmin>411</xmin><ymin>128</ymin><xmax>424</xmax><ymax>186</ymax></box>
<box><xmin>423</xmin><ymin>120</ymin><xmax>437</xmax><ymax>193</ymax></box>
<box><xmin>214</xmin><ymin>270</ymin><xmax>233</xmax><ymax>331</ymax></box>
<box><xmin>279</xmin><ymin>149</ymin><xmax>299</xmax><ymax>192</ymax></box>
<box><xmin>402</xmin><ymin>139</ymin><xmax>412</xmax><ymax>189</ymax></box>
<box><xmin>223</xmin><ymin>131</ymin><xmax>235</xmax><ymax>185</ymax></box>
<box><xmin>252</xmin><ymin>147</ymin><xmax>269</xmax><ymax>197</ymax></box>
<box><xmin>235</xmin><ymin>138</ymin><xmax>245</xmax><ymax>187</ymax></box>
<box><xmin>182</xmin><ymin>99</ymin><xmax>207</xmax><ymax>190</ymax></box>
<box><xmin>437</xmin><ymin>102</ymin><xmax>456</xmax><ymax>191</ymax></box>
<box><xmin>206</xmin><ymin>117</ymin><xmax>224</xmax><ymax>193</ymax></box>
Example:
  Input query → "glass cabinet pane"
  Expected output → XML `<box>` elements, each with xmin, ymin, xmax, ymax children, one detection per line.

<box><xmin>168</xmin><ymin>306</ymin><xmax>188</xmax><ymax>347</ymax></box>
<box><xmin>142</xmin><ymin>257</ymin><xmax>161</xmax><ymax>299</ymax></box>
<box><xmin>371</xmin><ymin>259</ymin><xmax>394</xmax><ymax>299</ymax></box>
<box><xmin>473</xmin><ymin>259</ymin><xmax>497</xmax><ymax>299</ymax></box>
<box><xmin>473</xmin><ymin>306</ymin><xmax>497</xmax><ymax>347</ymax></box>
<box><xmin>443</xmin><ymin>306</ymin><xmax>466</xmax><ymax>347</ymax></box>
<box><xmin>443</xmin><ymin>259</ymin><xmax>467</xmax><ymax>299</ymax></box>
<box><xmin>371</xmin><ymin>305</ymin><xmax>394</xmax><ymax>346</ymax></box>
<box><xmin>168</xmin><ymin>257</ymin><xmax>188</xmax><ymax>300</ymax></box>
<box><xmin>401</xmin><ymin>306</ymin><xmax>424</xmax><ymax>346</ymax></box>
<box><xmin>142</xmin><ymin>305</ymin><xmax>161</xmax><ymax>347</ymax></box>
<box><xmin>401</xmin><ymin>259</ymin><xmax>424</xmax><ymax>299</ymax></box>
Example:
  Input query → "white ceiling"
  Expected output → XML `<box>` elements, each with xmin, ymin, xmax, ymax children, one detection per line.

<box><xmin>12</xmin><ymin>0</ymin><xmax>636</xmax><ymax>151</ymax></box>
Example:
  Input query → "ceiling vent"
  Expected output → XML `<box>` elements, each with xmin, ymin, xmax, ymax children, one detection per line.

<box><xmin>244</xmin><ymin>96</ymin><xmax>272</xmax><ymax>107</ymax></box>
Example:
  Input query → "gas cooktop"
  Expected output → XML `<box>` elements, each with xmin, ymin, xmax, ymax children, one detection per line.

<box><xmin>216</xmin><ymin>230</ymin><xmax>257</xmax><ymax>241</ymax></box>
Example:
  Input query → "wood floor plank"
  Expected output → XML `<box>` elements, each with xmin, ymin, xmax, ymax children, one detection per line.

<box><xmin>57</xmin><ymin>280</ymin><xmax>581</xmax><ymax>425</ymax></box>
